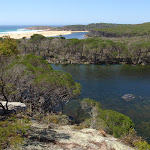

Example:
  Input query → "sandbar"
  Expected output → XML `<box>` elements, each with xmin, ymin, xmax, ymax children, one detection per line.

<box><xmin>0</xmin><ymin>31</ymin><xmax>88</xmax><ymax>39</ymax></box>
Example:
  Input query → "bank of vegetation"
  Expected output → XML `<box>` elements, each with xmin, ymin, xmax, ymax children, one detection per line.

<box><xmin>24</xmin><ymin>23</ymin><xmax>150</xmax><ymax>65</ymax></box>
<box><xmin>16</xmin><ymin>34</ymin><xmax>150</xmax><ymax>65</ymax></box>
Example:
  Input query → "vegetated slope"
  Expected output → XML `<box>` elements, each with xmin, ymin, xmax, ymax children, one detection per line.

<box><xmin>56</xmin><ymin>23</ymin><xmax>123</xmax><ymax>31</ymax></box>
<box><xmin>0</xmin><ymin>37</ymin><xmax>81</xmax><ymax>115</ymax></box>
<box><xmin>88</xmin><ymin>22</ymin><xmax>150</xmax><ymax>37</ymax></box>
<box><xmin>25</xmin><ymin>23</ymin><xmax>125</xmax><ymax>31</ymax></box>
<box><xmin>25</xmin><ymin>26</ymin><xmax>56</xmax><ymax>30</ymax></box>
<box><xmin>1</xmin><ymin>54</ymin><xmax>81</xmax><ymax>113</ymax></box>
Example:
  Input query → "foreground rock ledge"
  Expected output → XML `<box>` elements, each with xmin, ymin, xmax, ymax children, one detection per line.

<box><xmin>19</xmin><ymin>121</ymin><xmax>134</xmax><ymax>150</ymax></box>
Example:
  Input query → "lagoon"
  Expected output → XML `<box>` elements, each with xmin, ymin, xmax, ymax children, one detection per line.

<box><xmin>54</xmin><ymin>31</ymin><xmax>87</xmax><ymax>39</ymax></box>
<box><xmin>51</xmin><ymin>64</ymin><xmax>150</xmax><ymax>141</ymax></box>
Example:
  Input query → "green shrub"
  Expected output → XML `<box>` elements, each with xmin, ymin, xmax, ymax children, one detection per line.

<box><xmin>0</xmin><ymin>116</ymin><xmax>30</xmax><ymax>149</ymax></box>
<box><xmin>0</xmin><ymin>36</ymin><xmax>18</xmax><ymax>56</ymax></box>
<box><xmin>73</xmin><ymin>124</ymin><xmax>88</xmax><ymax>130</ymax></box>
<box><xmin>81</xmin><ymin>118</ymin><xmax>107</xmax><ymax>131</ymax></box>
<box><xmin>99</xmin><ymin>109</ymin><xmax>134</xmax><ymax>137</ymax></box>
<box><xmin>73</xmin><ymin>83</ymin><xmax>82</xmax><ymax>97</ymax></box>
<box><xmin>81</xmin><ymin>98</ymin><xmax>100</xmax><ymax>109</ymax></box>
<box><xmin>135</xmin><ymin>141</ymin><xmax>150</xmax><ymax>150</ymax></box>
<box><xmin>44</xmin><ymin>113</ymin><xmax>70</xmax><ymax>125</ymax></box>
<box><xmin>122</xmin><ymin>128</ymin><xmax>150</xmax><ymax>150</ymax></box>
<box><xmin>77</xmin><ymin>98</ymin><xmax>134</xmax><ymax>138</ymax></box>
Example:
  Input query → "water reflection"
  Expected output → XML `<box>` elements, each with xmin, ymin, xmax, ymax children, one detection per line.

<box><xmin>51</xmin><ymin>64</ymin><xmax>150</xmax><ymax>140</ymax></box>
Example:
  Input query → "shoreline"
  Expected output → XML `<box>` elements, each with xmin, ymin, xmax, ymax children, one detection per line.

<box><xmin>0</xmin><ymin>30</ymin><xmax>88</xmax><ymax>39</ymax></box>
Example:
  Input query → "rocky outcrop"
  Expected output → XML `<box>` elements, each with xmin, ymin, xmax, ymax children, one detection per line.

<box><xmin>121</xmin><ymin>94</ymin><xmax>135</xmax><ymax>102</ymax></box>
<box><xmin>0</xmin><ymin>101</ymin><xmax>26</xmax><ymax>114</ymax></box>
<box><xmin>18</xmin><ymin>121</ymin><xmax>134</xmax><ymax>150</ymax></box>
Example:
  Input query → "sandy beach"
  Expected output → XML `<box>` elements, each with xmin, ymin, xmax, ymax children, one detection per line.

<box><xmin>0</xmin><ymin>30</ymin><xmax>88</xmax><ymax>39</ymax></box>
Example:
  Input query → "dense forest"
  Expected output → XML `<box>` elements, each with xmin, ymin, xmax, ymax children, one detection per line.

<box><xmin>17</xmin><ymin>34</ymin><xmax>150</xmax><ymax>65</ymax></box>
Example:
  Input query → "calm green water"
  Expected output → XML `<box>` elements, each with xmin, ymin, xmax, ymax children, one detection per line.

<box><xmin>51</xmin><ymin>64</ymin><xmax>150</xmax><ymax>141</ymax></box>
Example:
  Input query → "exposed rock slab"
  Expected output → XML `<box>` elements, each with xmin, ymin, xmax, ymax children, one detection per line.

<box><xmin>0</xmin><ymin>101</ymin><xmax>26</xmax><ymax>114</ymax></box>
<box><xmin>18</xmin><ymin>121</ymin><xmax>134</xmax><ymax>150</ymax></box>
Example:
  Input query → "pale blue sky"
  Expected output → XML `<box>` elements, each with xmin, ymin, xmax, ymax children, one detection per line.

<box><xmin>0</xmin><ymin>0</ymin><xmax>150</xmax><ymax>25</ymax></box>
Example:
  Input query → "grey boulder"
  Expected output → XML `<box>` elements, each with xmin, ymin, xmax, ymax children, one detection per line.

<box><xmin>121</xmin><ymin>94</ymin><xmax>135</xmax><ymax>102</ymax></box>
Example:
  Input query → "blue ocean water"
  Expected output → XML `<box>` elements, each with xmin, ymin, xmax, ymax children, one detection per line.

<box><xmin>0</xmin><ymin>25</ymin><xmax>63</xmax><ymax>34</ymax></box>
<box><xmin>0</xmin><ymin>25</ymin><xmax>32</xmax><ymax>34</ymax></box>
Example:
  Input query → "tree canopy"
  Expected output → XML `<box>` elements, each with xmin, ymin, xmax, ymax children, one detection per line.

<box><xmin>0</xmin><ymin>54</ymin><xmax>81</xmax><ymax>114</ymax></box>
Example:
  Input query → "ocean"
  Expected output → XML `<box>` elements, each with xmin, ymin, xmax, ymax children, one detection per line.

<box><xmin>0</xmin><ymin>25</ymin><xmax>63</xmax><ymax>34</ymax></box>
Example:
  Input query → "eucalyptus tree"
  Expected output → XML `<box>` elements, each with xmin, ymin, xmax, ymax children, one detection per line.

<box><xmin>0</xmin><ymin>36</ymin><xmax>81</xmax><ymax>114</ymax></box>
<box><xmin>0</xmin><ymin>54</ymin><xmax>81</xmax><ymax>114</ymax></box>
<box><xmin>0</xmin><ymin>36</ymin><xmax>19</xmax><ymax>113</ymax></box>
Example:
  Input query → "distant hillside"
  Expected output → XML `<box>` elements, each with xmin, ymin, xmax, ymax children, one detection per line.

<box><xmin>88</xmin><ymin>22</ymin><xmax>150</xmax><ymax>37</ymax></box>
<box><xmin>56</xmin><ymin>23</ymin><xmax>123</xmax><ymax>31</ymax></box>
<box><xmin>25</xmin><ymin>22</ymin><xmax>150</xmax><ymax>37</ymax></box>
<box><xmin>25</xmin><ymin>26</ymin><xmax>56</xmax><ymax>30</ymax></box>
<box><xmin>25</xmin><ymin>23</ymin><xmax>125</xmax><ymax>31</ymax></box>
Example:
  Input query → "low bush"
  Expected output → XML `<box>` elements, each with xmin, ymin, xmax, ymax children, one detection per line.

<box><xmin>34</xmin><ymin>113</ymin><xmax>70</xmax><ymax>125</ymax></box>
<box><xmin>79</xmin><ymin>98</ymin><xmax>134</xmax><ymax>138</ymax></box>
<box><xmin>44</xmin><ymin>113</ymin><xmax>70</xmax><ymax>125</ymax></box>
<box><xmin>122</xmin><ymin>128</ymin><xmax>150</xmax><ymax>150</ymax></box>
<box><xmin>99</xmin><ymin>109</ymin><xmax>134</xmax><ymax>138</ymax></box>
<box><xmin>135</xmin><ymin>140</ymin><xmax>150</xmax><ymax>150</ymax></box>
<box><xmin>0</xmin><ymin>115</ymin><xmax>30</xmax><ymax>149</ymax></box>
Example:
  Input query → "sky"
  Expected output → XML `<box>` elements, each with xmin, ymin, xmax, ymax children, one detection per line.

<box><xmin>0</xmin><ymin>0</ymin><xmax>150</xmax><ymax>25</ymax></box>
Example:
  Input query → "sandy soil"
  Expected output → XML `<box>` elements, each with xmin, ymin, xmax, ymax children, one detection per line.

<box><xmin>0</xmin><ymin>31</ymin><xmax>87</xmax><ymax>39</ymax></box>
